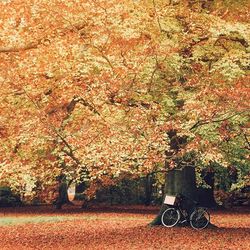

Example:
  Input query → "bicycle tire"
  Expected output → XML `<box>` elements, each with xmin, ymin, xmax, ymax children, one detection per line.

<box><xmin>161</xmin><ymin>208</ymin><xmax>180</xmax><ymax>228</ymax></box>
<box><xmin>190</xmin><ymin>207</ymin><xmax>210</xmax><ymax>230</ymax></box>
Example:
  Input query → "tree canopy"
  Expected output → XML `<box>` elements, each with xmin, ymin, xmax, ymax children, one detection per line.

<box><xmin>0</xmin><ymin>0</ymin><xmax>249</xmax><ymax>200</ymax></box>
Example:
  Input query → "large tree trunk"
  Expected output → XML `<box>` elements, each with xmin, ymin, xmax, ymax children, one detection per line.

<box><xmin>150</xmin><ymin>129</ymin><xmax>217</xmax><ymax>226</ymax></box>
<box><xmin>149</xmin><ymin>166</ymin><xmax>197</xmax><ymax>226</ymax></box>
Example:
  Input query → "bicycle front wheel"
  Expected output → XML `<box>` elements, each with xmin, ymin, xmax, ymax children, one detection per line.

<box><xmin>161</xmin><ymin>208</ymin><xmax>180</xmax><ymax>228</ymax></box>
<box><xmin>190</xmin><ymin>208</ymin><xmax>210</xmax><ymax>230</ymax></box>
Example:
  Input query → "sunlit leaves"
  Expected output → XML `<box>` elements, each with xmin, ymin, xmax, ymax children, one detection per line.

<box><xmin>0</xmin><ymin>0</ymin><xmax>249</xmax><ymax>200</ymax></box>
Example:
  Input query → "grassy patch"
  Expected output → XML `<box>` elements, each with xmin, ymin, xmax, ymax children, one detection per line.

<box><xmin>0</xmin><ymin>216</ymin><xmax>77</xmax><ymax>226</ymax></box>
<box><xmin>0</xmin><ymin>215</ymin><xmax>149</xmax><ymax>227</ymax></box>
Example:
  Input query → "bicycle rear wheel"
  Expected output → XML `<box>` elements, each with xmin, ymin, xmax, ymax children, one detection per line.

<box><xmin>190</xmin><ymin>208</ymin><xmax>210</xmax><ymax>230</ymax></box>
<box><xmin>161</xmin><ymin>208</ymin><xmax>180</xmax><ymax>228</ymax></box>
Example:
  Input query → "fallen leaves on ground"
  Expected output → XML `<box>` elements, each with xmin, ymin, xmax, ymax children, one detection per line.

<box><xmin>0</xmin><ymin>205</ymin><xmax>249</xmax><ymax>250</ymax></box>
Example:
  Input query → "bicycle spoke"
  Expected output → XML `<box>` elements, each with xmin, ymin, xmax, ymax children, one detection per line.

<box><xmin>161</xmin><ymin>208</ymin><xmax>180</xmax><ymax>227</ymax></box>
<box><xmin>190</xmin><ymin>208</ymin><xmax>210</xmax><ymax>230</ymax></box>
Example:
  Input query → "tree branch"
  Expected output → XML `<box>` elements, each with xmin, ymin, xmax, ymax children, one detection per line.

<box><xmin>0</xmin><ymin>41</ymin><xmax>40</xmax><ymax>53</ymax></box>
<box><xmin>190</xmin><ymin>112</ymin><xmax>246</xmax><ymax>131</ymax></box>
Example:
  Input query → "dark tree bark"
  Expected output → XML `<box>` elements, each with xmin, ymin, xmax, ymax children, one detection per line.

<box><xmin>74</xmin><ymin>181</ymin><xmax>89</xmax><ymax>208</ymax></box>
<box><xmin>144</xmin><ymin>174</ymin><xmax>154</xmax><ymax>206</ymax></box>
<box><xmin>149</xmin><ymin>166</ymin><xmax>197</xmax><ymax>226</ymax></box>
<box><xmin>55</xmin><ymin>180</ymin><xmax>71</xmax><ymax>209</ymax></box>
<box><xmin>150</xmin><ymin>129</ymin><xmax>195</xmax><ymax>225</ymax></box>
<box><xmin>74</xmin><ymin>182</ymin><xmax>86</xmax><ymax>199</ymax></box>
<box><xmin>55</xmin><ymin>175</ymin><xmax>74</xmax><ymax>209</ymax></box>
<box><xmin>150</xmin><ymin>129</ymin><xmax>217</xmax><ymax>227</ymax></box>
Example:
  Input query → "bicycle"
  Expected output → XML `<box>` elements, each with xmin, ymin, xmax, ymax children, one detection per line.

<box><xmin>161</xmin><ymin>194</ymin><xmax>210</xmax><ymax>230</ymax></box>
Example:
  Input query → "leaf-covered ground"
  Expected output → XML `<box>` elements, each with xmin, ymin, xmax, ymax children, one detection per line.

<box><xmin>0</xmin><ymin>205</ymin><xmax>249</xmax><ymax>250</ymax></box>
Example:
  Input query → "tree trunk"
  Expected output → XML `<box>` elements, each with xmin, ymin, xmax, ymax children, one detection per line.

<box><xmin>144</xmin><ymin>174</ymin><xmax>153</xmax><ymax>206</ymax></box>
<box><xmin>74</xmin><ymin>181</ymin><xmax>90</xmax><ymax>208</ymax></box>
<box><xmin>55</xmin><ymin>181</ymin><xmax>71</xmax><ymax>209</ymax></box>
<box><xmin>74</xmin><ymin>182</ymin><xmax>86</xmax><ymax>200</ymax></box>
<box><xmin>149</xmin><ymin>166</ymin><xmax>197</xmax><ymax>226</ymax></box>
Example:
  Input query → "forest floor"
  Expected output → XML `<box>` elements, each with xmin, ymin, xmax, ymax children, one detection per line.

<box><xmin>0</xmin><ymin>205</ymin><xmax>249</xmax><ymax>250</ymax></box>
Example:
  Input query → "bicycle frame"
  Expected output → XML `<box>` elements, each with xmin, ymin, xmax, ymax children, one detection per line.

<box><xmin>168</xmin><ymin>203</ymin><xmax>189</xmax><ymax>224</ymax></box>
<box><xmin>167</xmin><ymin>195</ymin><xmax>197</xmax><ymax>223</ymax></box>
